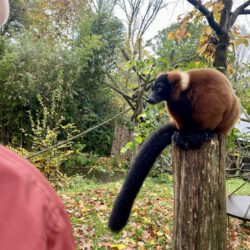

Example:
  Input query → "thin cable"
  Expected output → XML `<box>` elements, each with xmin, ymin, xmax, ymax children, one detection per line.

<box><xmin>26</xmin><ymin>108</ymin><xmax>132</xmax><ymax>160</ymax></box>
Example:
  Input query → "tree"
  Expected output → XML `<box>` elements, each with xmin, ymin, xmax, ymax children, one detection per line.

<box><xmin>117</xmin><ymin>0</ymin><xmax>167</xmax><ymax>57</ymax></box>
<box><xmin>62</xmin><ymin>5</ymin><xmax>124</xmax><ymax>154</ymax></box>
<box><xmin>105</xmin><ymin>0</ymin><xmax>168</xmax><ymax>121</ymax></box>
<box><xmin>151</xmin><ymin>22</ymin><xmax>205</xmax><ymax>69</ymax></box>
<box><xmin>172</xmin><ymin>136</ymin><xmax>227</xmax><ymax>250</ymax></box>
<box><xmin>0</xmin><ymin>0</ymin><xmax>124</xmax><ymax>155</ymax></box>
<box><xmin>186</xmin><ymin>0</ymin><xmax>250</xmax><ymax>73</ymax></box>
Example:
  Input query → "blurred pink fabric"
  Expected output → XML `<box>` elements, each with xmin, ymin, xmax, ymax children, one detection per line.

<box><xmin>0</xmin><ymin>146</ymin><xmax>75</xmax><ymax>250</ymax></box>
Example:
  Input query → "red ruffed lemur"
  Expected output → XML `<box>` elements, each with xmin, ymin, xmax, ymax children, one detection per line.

<box><xmin>108</xmin><ymin>68</ymin><xmax>240</xmax><ymax>232</ymax></box>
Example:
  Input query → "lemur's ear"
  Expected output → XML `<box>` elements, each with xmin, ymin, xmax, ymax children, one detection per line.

<box><xmin>0</xmin><ymin>0</ymin><xmax>10</xmax><ymax>27</ymax></box>
<box><xmin>167</xmin><ymin>71</ymin><xmax>190</xmax><ymax>91</ymax></box>
<box><xmin>167</xmin><ymin>71</ymin><xmax>190</xmax><ymax>101</ymax></box>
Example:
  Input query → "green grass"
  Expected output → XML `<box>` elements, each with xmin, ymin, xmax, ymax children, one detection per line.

<box><xmin>226</xmin><ymin>178</ymin><xmax>250</xmax><ymax>196</ymax></box>
<box><xmin>60</xmin><ymin>175</ymin><xmax>249</xmax><ymax>249</ymax></box>
<box><xmin>64</xmin><ymin>174</ymin><xmax>250</xmax><ymax>196</ymax></box>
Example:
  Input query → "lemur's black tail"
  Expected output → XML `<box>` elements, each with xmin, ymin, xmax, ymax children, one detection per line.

<box><xmin>108</xmin><ymin>123</ymin><xmax>177</xmax><ymax>232</ymax></box>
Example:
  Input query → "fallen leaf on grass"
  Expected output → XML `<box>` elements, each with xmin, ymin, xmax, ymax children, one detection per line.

<box><xmin>111</xmin><ymin>243</ymin><xmax>127</xmax><ymax>250</ymax></box>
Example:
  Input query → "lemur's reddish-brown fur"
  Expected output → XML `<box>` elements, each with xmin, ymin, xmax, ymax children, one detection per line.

<box><xmin>165</xmin><ymin>68</ymin><xmax>240</xmax><ymax>134</ymax></box>
<box><xmin>108</xmin><ymin>68</ymin><xmax>241</xmax><ymax>232</ymax></box>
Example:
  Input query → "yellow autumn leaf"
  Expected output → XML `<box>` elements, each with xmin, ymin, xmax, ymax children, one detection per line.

<box><xmin>167</xmin><ymin>31</ymin><xmax>176</xmax><ymax>40</ymax></box>
<box><xmin>243</xmin><ymin>38</ymin><xmax>249</xmax><ymax>46</ymax></box>
<box><xmin>228</xmin><ymin>65</ymin><xmax>235</xmax><ymax>74</ymax></box>
<box><xmin>132</xmin><ymin>211</ymin><xmax>138</xmax><ymax>217</ymax></box>
<box><xmin>111</xmin><ymin>244</ymin><xmax>127</xmax><ymax>250</ymax></box>
<box><xmin>81</xmin><ymin>207</ymin><xmax>88</xmax><ymax>213</ymax></box>
<box><xmin>78</xmin><ymin>200</ymin><xmax>84</xmax><ymax>206</ymax></box>
<box><xmin>129</xmin><ymin>239</ymin><xmax>136</xmax><ymax>245</ymax></box>
<box><xmin>99</xmin><ymin>204</ymin><xmax>108</xmax><ymax>211</ymax></box>
<box><xmin>204</xmin><ymin>0</ymin><xmax>213</xmax><ymax>9</ymax></box>
<box><xmin>200</xmin><ymin>34</ymin><xmax>208</xmax><ymax>44</ymax></box>
<box><xmin>179</xmin><ymin>27</ymin><xmax>187</xmax><ymax>39</ymax></box>
<box><xmin>156</xmin><ymin>231</ymin><xmax>164</xmax><ymax>237</ymax></box>
<box><xmin>212</xmin><ymin>2</ymin><xmax>224</xmax><ymax>22</ymax></box>
<box><xmin>194</xmin><ymin>61</ymin><xmax>203</xmax><ymax>67</ymax></box>
<box><xmin>203</xmin><ymin>26</ymin><xmax>212</xmax><ymax>36</ymax></box>
<box><xmin>198</xmin><ymin>44</ymin><xmax>208</xmax><ymax>56</ymax></box>
<box><xmin>143</xmin><ymin>217</ymin><xmax>152</xmax><ymax>224</ymax></box>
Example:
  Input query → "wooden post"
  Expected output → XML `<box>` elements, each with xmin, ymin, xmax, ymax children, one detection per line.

<box><xmin>172</xmin><ymin>136</ymin><xmax>227</xmax><ymax>250</ymax></box>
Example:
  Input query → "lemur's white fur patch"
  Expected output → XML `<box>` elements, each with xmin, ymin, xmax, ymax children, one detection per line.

<box><xmin>179</xmin><ymin>72</ymin><xmax>190</xmax><ymax>90</ymax></box>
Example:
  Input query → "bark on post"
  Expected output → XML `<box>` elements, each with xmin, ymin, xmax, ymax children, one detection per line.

<box><xmin>172</xmin><ymin>136</ymin><xmax>227</xmax><ymax>250</ymax></box>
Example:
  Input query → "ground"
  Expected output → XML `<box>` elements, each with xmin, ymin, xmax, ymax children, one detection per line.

<box><xmin>60</xmin><ymin>177</ymin><xmax>250</xmax><ymax>250</ymax></box>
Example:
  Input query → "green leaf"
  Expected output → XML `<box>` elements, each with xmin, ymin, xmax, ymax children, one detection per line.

<box><xmin>121</xmin><ymin>141</ymin><xmax>136</xmax><ymax>154</ymax></box>
<box><xmin>135</xmin><ymin>136</ymin><xmax>143</xmax><ymax>144</ymax></box>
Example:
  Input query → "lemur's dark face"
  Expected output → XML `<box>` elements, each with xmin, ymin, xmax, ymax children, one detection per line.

<box><xmin>147</xmin><ymin>74</ymin><xmax>171</xmax><ymax>104</ymax></box>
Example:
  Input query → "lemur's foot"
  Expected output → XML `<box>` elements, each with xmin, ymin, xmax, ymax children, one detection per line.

<box><xmin>173</xmin><ymin>130</ymin><xmax>216</xmax><ymax>150</ymax></box>
<box><xmin>173</xmin><ymin>130</ymin><xmax>189</xmax><ymax>150</ymax></box>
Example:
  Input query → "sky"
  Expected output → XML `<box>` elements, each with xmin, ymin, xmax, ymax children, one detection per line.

<box><xmin>144</xmin><ymin>1</ymin><xmax>192</xmax><ymax>40</ymax></box>
<box><xmin>115</xmin><ymin>0</ymin><xmax>250</xmax><ymax>41</ymax></box>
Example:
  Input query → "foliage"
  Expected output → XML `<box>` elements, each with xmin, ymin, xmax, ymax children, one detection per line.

<box><xmin>151</xmin><ymin>22</ymin><xmax>205</xmax><ymax>70</ymax></box>
<box><xmin>60</xmin><ymin>178</ymin><xmax>250</xmax><ymax>249</ymax></box>
<box><xmin>62</xmin><ymin>149</ymin><xmax>128</xmax><ymax>180</ymax></box>
<box><xmin>0</xmin><ymin>0</ymin><xmax>124</xmax><ymax>155</ymax></box>
<box><xmin>61</xmin><ymin>8</ymin><xmax>124</xmax><ymax>154</ymax></box>
<box><xmin>88</xmin><ymin>156</ymin><xmax>127</xmax><ymax>176</ymax></box>
<box><xmin>26</xmin><ymin>93</ymin><xmax>78</xmax><ymax>189</ymax></box>
<box><xmin>226</xmin><ymin>127</ymin><xmax>250</xmax><ymax>178</ymax></box>
<box><xmin>0</xmin><ymin>31</ymin><xmax>72</xmax><ymax>145</ymax></box>
<box><xmin>122</xmin><ymin>105</ymin><xmax>165</xmax><ymax>153</ymax></box>
<box><xmin>122</xmin><ymin>104</ymin><xmax>173</xmax><ymax>177</ymax></box>
<box><xmin>225</xmin><ymin>63</ymin><xmax>250</xmax><ymax>168</ymax></box>
<box><xmin>63</xmin><ymin>178</ymin><xmax>174</xmax><ymax>249</ymax></box>
<box><xmin>165</xmin><ymin>2</ymin><xmax>250</xmax><ymax>70</ymax></box>
<box><xmin>226</xmin><ymin>128</ymin><xmax>240</xmax><ymax>150</ymax></box>
<box><xmin>231</xmin><ymin>63</ymin><xmax>250</xmax><ymax>115</ymax></box>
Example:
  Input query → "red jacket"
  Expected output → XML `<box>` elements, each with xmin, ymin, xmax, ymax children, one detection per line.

<box><xmin>0</xmin><ymin>146</ymin><xmax>75</xmax><ymax>250</ymax></box>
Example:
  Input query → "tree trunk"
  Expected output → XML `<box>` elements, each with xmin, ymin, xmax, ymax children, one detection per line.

<box><xmin>213</xmin><ymin>0</ymin><xmax>232</xmax><ymax>73</ymax></box>
<box><xmin>172</xmin><ymin>135</ymin><xmax>227</xmax><ymax>250</ymax></box>
<box><xmin>213</xmin><ymin>34</ymin><xmax>229</xmax><ymax>74</ymax></box>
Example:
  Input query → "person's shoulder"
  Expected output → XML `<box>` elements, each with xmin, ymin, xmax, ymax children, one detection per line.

<box><xmin>0</xmin><ymin>146</ymin><xmax>63</xmax><ymax>207</ymax></box>
<box><xmin>0</xmin><ymin>146</ymin><xmax>75</xmax><ymax>248</ymax></box>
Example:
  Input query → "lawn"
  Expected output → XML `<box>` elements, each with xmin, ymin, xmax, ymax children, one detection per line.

<box><xmin>60</xmin><ymin>176</ymin><xmax>250</xmax><ymax>250</ymax></box>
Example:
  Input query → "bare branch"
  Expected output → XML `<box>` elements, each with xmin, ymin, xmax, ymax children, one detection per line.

<box><xmin>120</xmin><ymin>48</ymin><xmax>148</xmax><ymax>83</ymax></box>
<box><xmin>230</xmin><ymin>0</ymin><xmax>250</xmax><ymax>27</ymax></box>
<box><xmin>120</xmin><ymin>47</ymin><xmax>130</xmax><ymax>61</ymax></box>
<box><xmin>187</xmin><ymin>0</ymin><xmax>225</xmax><ymax>36</ymax></box>
<box><xmin>118</xmin><ymin>0</ymin><xmax>166</xmax><ymax>55</ymax></box>
<box><xmin>89</xmin><ymin>0</ymin><xmax>118</xmax><ymax>17</ymax></box>
<box><xmin>117</xmin><ymin>0</ymin><xmax>130</xmax><ymax>21</ymax></box>
<box><xmin>105</xmin><ymin>73</ymin><xmax>133</xmax><ymax>100</ymax></box>
<box><xmin>104</xmin><ymin>73</ymin><xmax>135</xmax><ymax>109</ymax></box>
<box><xmin>118</xmin><ymin>0</ymin><xmax>142</xmax><ymax>51</ymax></box>
<box><xmin>139</xmin><ymin>0</ymin><xmax>166</xmax><ymax>37</ymax></box>
<box><xmin>110</xmin><ymin>0</ymin><xmax>119</xmax><ymax>14</ymax></box>
<box><xmin>172</xmin><ymin>54</ymin><xmax>198</xmax><ymax>67</ymax></box>
<box><xmin>239</xmin><ymin>9</ymin><xmax>250</xmax><ymax>15</ymax></box>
